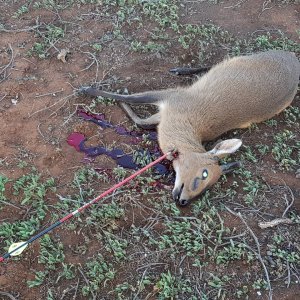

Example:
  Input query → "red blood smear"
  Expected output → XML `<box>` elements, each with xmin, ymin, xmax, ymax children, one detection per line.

<box><xmin>77</xmin><ymin>109</ymin><xmax>113</xmax><ymax>128</ymax></box>
<box><xmin>78</xmin><ymin>107</ymin><xmax>157</xmax><ymax>140</ymax></box>
<box><xmin>77</xmin><ymin>109</ymin><xmax>105</xmax><ymax>121</ymax></box>
<box><xmin>67</xmin><ymin>132</ymin><xmax>85</xmax><ymax>151</ymax></box>
<box><xmin>67</xmin><ymin>109</ymin><xmax>170</xmax><ymax>175</ymax></box>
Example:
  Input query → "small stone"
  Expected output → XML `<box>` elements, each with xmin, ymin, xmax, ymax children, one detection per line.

<box><xmin>11</xmin><ymin>99</ymin><xmax>18</xmax><ymax>105</ymax></box>
<box><xmin>57</xmin><ymin>48</ymin><xmax>70</xmax><ymax>63</ymax></box>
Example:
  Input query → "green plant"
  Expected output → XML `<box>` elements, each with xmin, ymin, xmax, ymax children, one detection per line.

<box><xmin>1</xmin><ymin>217</ymin><xmax>40</xmax><ymax>242</ymax></box>
<box><xmin>95</xmin><ymin>96</ymin><xmax>116</xmax><ymax>106</ymax></box>
<box><xmin>13</xmin><ymin>5</ymin><xmax>29</xmax><ymax>18</ymax></box>
<box><xmin>216</xmin><ymin>242</ymin><xmax>247</xmax><ymax>265</ymax></box>
<box><xmin>130</xmin><ymin>40</ymin><xmax>165</xmax><ymax>53</ymax></box>
<box><xmin>284</xmin><ymin>106</ymin><xmax>300</xmax><ymax>126</ymax></box>
<box><xmin>207</xmin><ymin>274</ymin><xmax>229</xmax><ymax>298</ymax></box>
<box><xmin>155</xmin><ymin>271</ymin><xmax>192</xmax><ymax>299</ymax></box>
<box><xmin>114</xmin><ymin>282</ymin><xmax>134</xmax><ymax>299</ymax></box>
<box><xmin>91</xmin><ymin>43</ymin><xmax>102</xmax><ymax>52</ymax></box>
<box><xmin>269</xmin><ymin>245</ymin><xmax>300</xmax><ymax>264</ymax></box>
<box><xmin>56</xmin><ymin>263</ymin><xmax>76</xmax><ymax>281</ymax></box>
<box><xmin>0</xmin><ymin>174</ymin><xmax>10</xmax><ymax>204</ymax></box>
<box><xmin>17</xmin><ymin>160</ymin><xmax>29</xmax><ymax>168</ymax></box>
<box><xmin>38</xmin><ymin>235</ymin><xmax>65</xmax><ymax>270</ymax></box>
<box><xmin>29</xmin><ymin>25</ymin><xmax>65</xmax><ymax>59</ymax></box>
<box><xmin>71</xmin><ymin>167</ymin><xmax>108</xmax><ymax>201</ymax></box>
<box><xmin>13</xmin><ymin>173</ymin><xmax>55</xmax><ymax>205</ymax></box>
<box><xmin>256</xmin><ymin>144</ymin><xmax>269</xmax><ymax>156</ymax></box>
<box><xmin>31</xmin><ymin>42</ymin><xmax>47</xmax><ymax>58</ymax></box>
<box><xmin>254</xmin><ymin>32</ymin><xmax>300</xmax><ymax>52</ymax></box>
<box><xmin>104</xmin><ymin>232</ymin><xmax>128</xmax><ymax>261</ymax></box>
<box><xmin>161</xmin><ymin>220</ymin><xmax>204</xmax><ymax>255</ymax></box>
<box><xmin>81</xmin><ymin>255</ymin><xmax>115</xmax><ymax>296</ymax></box>
<box><xmin>133</xmin><ymin>149</ymin><xmax>161</xmax><ymax>169</ymax></box>
<box><xmin>112</xmin><ymin>166</ymin><xmax>127</xmax><ymax>181</ymax></box>
<box><xmin>252</xmin><ymin>278</ymin><xmax>269</xmax><ymax>290</ymax></box>
<box><xmin>241</xmin><ymin>146</ymin><xmax>258</xmax><ymax>163</ymax></box>
<box><xmin>242</xmin><ymin>178</ymin><xmax>263</xmax><ymax>205</ymax></box>
<box><xmin>27</xmin><ymin>270</ymin><xmax>48</xmax><ymax>287</ymax></box>
<box><xmin>237</xmin><ymin>168</ymin><xmax>265</xmax><ymax>205</ymax></box>
<box><xmin>272</xmin><ymin>234</ymin><xmax>284</xmax><ymax>245</ymax></box>
<box><xmin>272</xmin><ymin>130</ymin><xmax>298</xmax><ymax>169</ymax></box>
<box><xmin>236</xmin><ymin>285</ymin><xmax>249</xmax><ymax>299</ymax></box>
<box><xmin>86</xmin><ymin>202</ymin><xmax>124</xmax><ymax>227</ymax></box>
<box><xmin>141</xmin><ymin>0</ymin><xmax>179</xmax><ymax>29</ymax></box>
<box><xmin>264</xmin><ymin>119</ymin><xmax>278</xmax><ymax>127</ymax></box>
<box><xmin>47</xmin><ymin>288</ymin><xmax>55</xmax><ymax>300</ymax></box>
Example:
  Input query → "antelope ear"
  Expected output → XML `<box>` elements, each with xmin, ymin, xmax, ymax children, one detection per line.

<box><xmin>209</xmin><ymin>139</ymin><xmax>242</xmax><ymax>158</ymax></box>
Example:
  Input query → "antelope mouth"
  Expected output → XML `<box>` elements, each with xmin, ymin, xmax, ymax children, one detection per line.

<box><xmin>173</xmin><ymin>184</ymin><xmax>184</xmax><ymax>203</ymax></box>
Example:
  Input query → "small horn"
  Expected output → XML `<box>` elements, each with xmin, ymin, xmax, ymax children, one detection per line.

<box><xmin>220</xmin><ymin>161</ymin><xmax>242</xmax><ymax>174</ymax></box>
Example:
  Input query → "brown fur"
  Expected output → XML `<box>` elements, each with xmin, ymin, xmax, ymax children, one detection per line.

<box><xmin>83</xmin><ymin>50</ymin><xmax>300</xmax><ymax>206</ymax></box>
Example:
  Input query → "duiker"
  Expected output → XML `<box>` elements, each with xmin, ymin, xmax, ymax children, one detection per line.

<box><xmin>82</xmin><ymin>50</ymin><xmax>300</xmax><ymax>206</ymax></box>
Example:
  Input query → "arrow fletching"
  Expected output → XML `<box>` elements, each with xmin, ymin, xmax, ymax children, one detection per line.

<box><xmin>8</xmin><ymin>242</ymin><xmax>28</xmax><ymax>256</ymax></box>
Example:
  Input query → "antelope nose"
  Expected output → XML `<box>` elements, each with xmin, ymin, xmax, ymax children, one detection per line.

<box><xmin>178</xmin><ymin>199</ymin><xmax>189</xmax><ymax>207</ymax></box>
<box><xmin>172</xmin><ymin>185</ymin><xmax>189</xmax><ymax>206</ymax></box>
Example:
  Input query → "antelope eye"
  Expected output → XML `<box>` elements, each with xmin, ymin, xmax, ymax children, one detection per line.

<box><xmin>202</xmin><ymin>169</ymin><xmax>208</xmax><ymax>180</ymax></box>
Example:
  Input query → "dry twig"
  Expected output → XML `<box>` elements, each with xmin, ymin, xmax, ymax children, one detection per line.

<box><xmin>282</xmin><ymin>186</ymin><xmax>295</xmax><ymax>218</ymax></box>
<box><xmin>0</xmin><ymin>44</ymin><xmax>14</xmax><ymax>83</ymax></box>
<box><xmin>29</xmin><ymin>93</ymin><xmax>75</xmax><ymax>117</ymax></box>
<box><xmin>0</xmin><ymin>291</ymin><xmax>18</xmax><ymax>300</ymax></box>
<box><xmin>225</xmin><ymin>206</ymin><xmax>272</xmax><ymax>300</ymax></box>
<box><xmin>0</xmin><ymin>94</ymin><xmax>7</xmax><ymax>102</ymax></box>
<box><xmin>258</xmin><ymin>218</ymin><xmax>293</xmax><ymax>229</ymax></box>
<box><xmin>0</xmin><ymin>200</ymin><xmax>21</xmax><ymax>210</ymax></box>
<box><xmin>78</xmin><ymin>267</ymin><xmax>96</xmax><ymax>300</ymax></box>
<box><xmin>73</xmin><ymin>278</ymin><xmax>80</xmax><ymax>300</ymax></box>
<box><xmin>259</xmin><ymin>186</ymin><xmax>295</xmax><ymax>228</ymax></box>
<box><xmin>224</xmin><ymin>0</ymin><xmax>247</xmax><ymax>9</ymax></box>
<box><xmin>35</xmin><ymin>89</ymin><xmax>64</xmax><ymax>98</ymax></box>
<box><xmin>0</xmin><ymin>25</ymin><xmax>41</xmax><ymax>33</ymax></box>
<box><xmin>80</xmin><ymin>51</ymin><xmax>100</xmax><ymax>82</ymax></box>
<box><xmin>259</xmin><ymin>0</ymin><xmax>276</xmax><ymax>17</ymax></box>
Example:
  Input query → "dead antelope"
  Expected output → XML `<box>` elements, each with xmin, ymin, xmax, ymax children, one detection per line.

<box><xmin>82</xmin><ymin>50</ymin><xmax>300</xmax><ymax>206</ymax></box>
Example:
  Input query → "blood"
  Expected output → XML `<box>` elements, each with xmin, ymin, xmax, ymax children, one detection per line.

<box><xmin>77</xmin><ymin>108</ymin><xmax>157</xmax><ymax>141</ymax></box>
<box><xmin>67</xmin><ymin>132</ymin><xmax>85</xmax><ymax>151</ymax></box>
<box><xmin>77</xmin><ymin>109</ymin><xmax>113</xmax><ymax>128</ymax></box>
<box><xmin>67</xmin><ymin>109</ymin><xmax>169</xmax><ymax>175</ymax></box>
